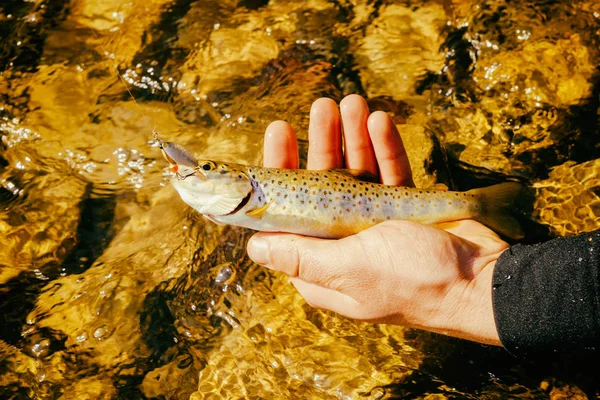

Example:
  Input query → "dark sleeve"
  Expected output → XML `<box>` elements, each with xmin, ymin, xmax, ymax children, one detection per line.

<box><xmin>492</xmin><ymin>230</ymin><xmax>600</xmax><ymax>356</ymax></box>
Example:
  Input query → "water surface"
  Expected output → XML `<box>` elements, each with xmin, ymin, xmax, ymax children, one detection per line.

<box><xmin>1</xmin><ymin>0</ymin><xmax>599</xmax><ymax>398</ymax></box>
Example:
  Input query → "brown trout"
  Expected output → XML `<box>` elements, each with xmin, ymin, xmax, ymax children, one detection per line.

<box><xmin>161</xmin><ymin>142</ymin><xmax>523</xmax><ymax>239</ymax></box>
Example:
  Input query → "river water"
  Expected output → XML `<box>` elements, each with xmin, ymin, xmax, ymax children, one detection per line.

<box><xmin>1</xmin><ymin>0</ymin><xmax>599</xmax><ymax>398</ymax></box>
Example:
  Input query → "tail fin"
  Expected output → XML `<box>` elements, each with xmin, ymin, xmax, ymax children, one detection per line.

<box><xmin>469</xmin><ymin>182</ymin><xmax>524</xmax><ymax>239</ymax></box>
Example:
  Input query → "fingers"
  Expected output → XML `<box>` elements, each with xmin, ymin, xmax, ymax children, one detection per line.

<box><xmin>307</xmin><ymin>98</ymin><xmax>343</xmax><ymax>170</ymax></box>
<box><xmin>247</xmin><ymin>232</ymin><xmax>359</xmax><ymax>287</ymax></box>
<box><xmin>340</xmin><ymin>94</ymin><xmax>378</xmax><ymax>175</ymax></box>
<box><xmin>263</xmin><ymin>120</ymin><xmax>299</xmax><ymax>169</ymax></box>
<box><xmin>367</xmin><ymin>111</ymin><xmax>415</xmax><ymax>187</ymax></box>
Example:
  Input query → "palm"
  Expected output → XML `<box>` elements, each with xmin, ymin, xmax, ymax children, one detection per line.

<box><xmin>253</xmin><ymin>95</ymin><xmax>508</xmax><ymax>345</ymax></box>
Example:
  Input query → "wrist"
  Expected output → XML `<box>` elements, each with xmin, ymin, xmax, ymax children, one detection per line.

<box><xmin>427</xmin><ymin>256</ymin><xmax>502</xmax><ymax>346</ymax></box>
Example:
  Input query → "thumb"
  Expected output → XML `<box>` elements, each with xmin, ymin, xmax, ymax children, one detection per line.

<box><xmin>247</xmin><ymin>232</ymin><xmax>362</xmax><ymax>287</ymax></box>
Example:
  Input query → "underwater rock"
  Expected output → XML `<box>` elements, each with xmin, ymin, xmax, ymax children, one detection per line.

<box><xmin>352</xmin><ymin>3</ymin><xmax>447</xmax><ymax>100</ymax></box>
<box><xmin>0</xmin><ymin>166</ymin><xmax>86</xmax><ymax>284</ymax></box>
<box><xmin>399</xmin><ymin>122</ymin><xmax>448</xmax><ymax>189</ymax></box>
<box><xmin>190</xmin><ymin>267</ymin><xmax>420</xmax><ymax>399</ymax></box>
<box><xmin>173</xmin><ymin>0</ymin><xmax>340</xmax><ymax>128</ymax></box>
<box><xmin>25</xmin><ymin>186</ymin><xmax>208</xmax><ymax>375</ymax></box>
<box><xmin>532</xmin><ymin>158</ymin><xmax>600</xmax><ymax>237</ymax></box>
<box><xmin>429</xmin><ymin>2</ymin><xmax>599</xmax><ymax>179</ymax></box>
<box><xmin>48</xmin><ymin>0</ymin><xmax>174</xmax><ymax>66</ymax></box>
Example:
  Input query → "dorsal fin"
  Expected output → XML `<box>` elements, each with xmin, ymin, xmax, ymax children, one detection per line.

<box><xmin>429</xmin><ymin>183</ymin><xmax>449</xmax><ymax>191</ymax></box>
<box><xmin>329</xmin><ymin>169</ymin><xmax>379</xmax><ymax>183</ymax></box>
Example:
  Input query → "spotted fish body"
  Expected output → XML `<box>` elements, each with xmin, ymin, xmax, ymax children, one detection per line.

<box><xmin>162</xmin><ymin>142</ymin><xmax>523</xmax><ymax>239</ymax></box>
<box><xmin>215</xmin><ymin>167</ymin><xmax>485</xmax><ymax>238</ymax></box>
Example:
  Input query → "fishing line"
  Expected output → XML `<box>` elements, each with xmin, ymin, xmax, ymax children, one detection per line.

<box><xmin>89</xmin><ymin>28</ymin><xmax>161</xmax><ymax>143</ymax></box>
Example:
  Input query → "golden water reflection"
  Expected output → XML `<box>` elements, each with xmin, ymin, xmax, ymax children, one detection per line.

<box><xmin>1</xmin><ymin>0</ymin><xmax>599</xmax><ymax>398</ymax></box>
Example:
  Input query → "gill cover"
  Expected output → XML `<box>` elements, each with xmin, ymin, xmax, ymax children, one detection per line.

<box><xmin>162</xmin><ymin>143</ymin><xmax>252</xmax><ymax>216</ymax></box>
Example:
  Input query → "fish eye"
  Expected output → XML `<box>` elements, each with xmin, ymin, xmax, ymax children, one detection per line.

<box><xmin>200</xmin><ymin>162</ymin><xmax>212</xmax><ymax>171</ymax></box>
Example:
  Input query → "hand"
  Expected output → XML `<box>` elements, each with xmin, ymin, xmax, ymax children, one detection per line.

<box><xmin>247</xmin><ymin>95</ymin><xmax>508</xmax><ymax>345</ymax></box>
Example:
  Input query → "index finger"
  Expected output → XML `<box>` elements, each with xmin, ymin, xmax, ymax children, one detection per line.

<box><xmin>307</xmin><ymin>98</ymin><xmax>343</xmax><ymax>170</ymax></box>
<box><xmin>263</xmin><ymin>120</ymin><xmax>299</xmax><ymax>169</ymax></box>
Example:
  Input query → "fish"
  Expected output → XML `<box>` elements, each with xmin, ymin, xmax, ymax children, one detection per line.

<box><xmin>160</xmin><ymin>141</ymin><xmax>524</xmax><ymax>239</ymax></box>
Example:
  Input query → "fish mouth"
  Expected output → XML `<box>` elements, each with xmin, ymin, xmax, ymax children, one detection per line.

<box><xmin>224</xmin><ymin>191</ymin><xmax>252</xmax><ymax>216</ymax></box>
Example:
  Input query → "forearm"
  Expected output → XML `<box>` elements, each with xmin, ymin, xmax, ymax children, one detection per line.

<box><xmin>492</xmin><ymin>231</ymin><xmax>600</xmax><ymax>356</ymax></box>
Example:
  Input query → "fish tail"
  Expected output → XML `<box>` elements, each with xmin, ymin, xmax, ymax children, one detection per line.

<box><xmin>469</xmin><ymin>182</ymin><xmax>524</xmax><ymax>239</ymax></box>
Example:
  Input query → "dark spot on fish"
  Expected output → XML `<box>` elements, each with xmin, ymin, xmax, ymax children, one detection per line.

<box><xmin>252</xmin><ymin>174</ymin><xmax>256</xmax><ymax>179</ymax></box>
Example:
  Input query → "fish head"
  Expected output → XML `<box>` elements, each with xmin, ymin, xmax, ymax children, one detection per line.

<box><xmin>160</xmin><ymin>142</ymin><xmax>252</xmax><ymax>216</ymax></box>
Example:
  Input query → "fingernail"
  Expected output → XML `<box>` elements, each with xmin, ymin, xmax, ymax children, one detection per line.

<box><xmin>248</xmin><ymin>237</ymin><xmax>269</xmax><ymax>266</ymax></box>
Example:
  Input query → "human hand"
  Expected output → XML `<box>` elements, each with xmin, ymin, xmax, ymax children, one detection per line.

<box><xmin>247</xmin><ymin>95</ymin><xmax>508</xmax><ymax>345</ymax></box>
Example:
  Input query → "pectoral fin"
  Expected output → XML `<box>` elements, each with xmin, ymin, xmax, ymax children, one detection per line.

<box><xmin>245</xmin><ymin>201</ymin><xmax>272</xmax><ymax>219</ymax></box>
